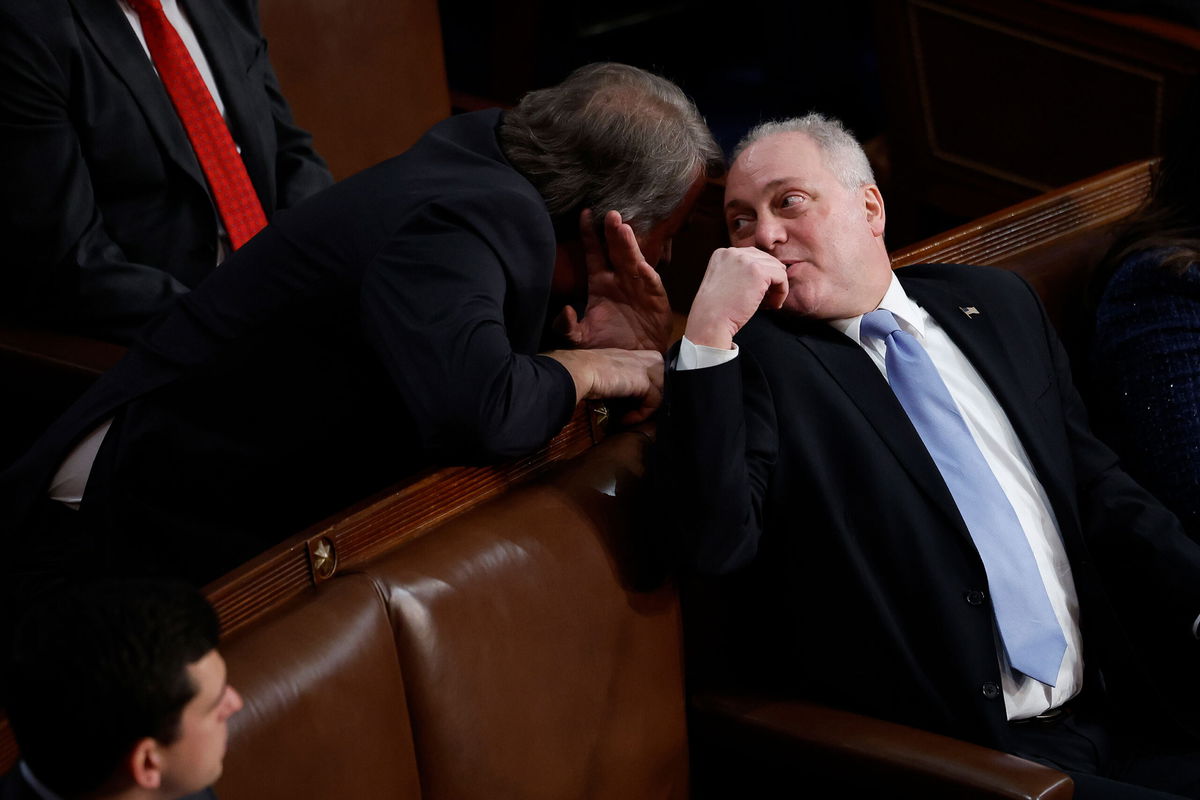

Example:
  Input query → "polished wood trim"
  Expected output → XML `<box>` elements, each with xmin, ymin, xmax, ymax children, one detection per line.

<box><xmin>1045</xmin><ymin>0</ymin><xmax>1200</xmax><ymax>48</ymax></box>
<box><xmin>877</xmin><ymin>0</ymin><xmax>1194</xmax><ymax>234</ymax></box>
<box><xmin>890</xmin><ymin>159</ymin><xmax>1153</xmax><ymax>268</ymax></box>
<box><xmin>205</xmin><ymin>401</ymin><xmax>607</xmax><ymax>637</ymax></box>
<box><xmin>908</xmin><ymin>2</ymin><xmax>1163</xmax><ymax>195</ymax></box>
<box><xmin>692</xmin><ymin>693</ymin><xmax>1074</xmax><ymax>799</ymax></box>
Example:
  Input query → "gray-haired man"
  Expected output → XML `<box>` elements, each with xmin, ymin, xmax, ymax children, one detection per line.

<box><xmin>2</xmin><ymin>63</ymin><xmax>723</xmax><ymax>587</ymax></box>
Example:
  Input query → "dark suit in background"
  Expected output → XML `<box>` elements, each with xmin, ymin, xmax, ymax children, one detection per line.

<box><xmin>0</xmin><ymin>0</ymin><xmax>332</xmax><ymax>342</ymax></box>
<box><xmin>0</xmin><ymin>767</ymin><xmax>215</xmax><ymax>800</ymax></box>
<box><xmin>0</xmin><ymin>771</ymin><xmax>42</xmax><ymax>800</ymax></box>
<box><xmin>1</xmin><ymin>108</ymin><xmax>576</xmax><ymax>585</ymax></box>
<box><xmin>662</xmin><ymin>264</ymin><xmax>1200</xmax><ymax>773</ymax></box>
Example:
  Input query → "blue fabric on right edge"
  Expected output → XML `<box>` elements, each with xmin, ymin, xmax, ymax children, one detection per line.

<box><xmin>1093</xmin><ymin>248</ymin><xmax>1200</xmax><ymax>540</ymax></box>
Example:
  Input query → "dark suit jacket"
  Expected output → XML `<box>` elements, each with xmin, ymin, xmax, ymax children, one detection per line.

<box><xmin>0</xmin><ymin>109</ymin><xmax>576</xmax><ymax>584</ymax></box>
<box><xmin>0</xmin><ymin>771</ymin><xmax>39</xmax><ymax>800</ymax></box>
<box><xmin>660</xmin><ymin>263</ymin><xmax>1200</xmax><ymax>752</ymax></box>
<box><xmin>0</xmin><ymin>0</ymin><xmax>332</xmax><ymax>342</ymax></box>
<box><xmin>0</xmin><ymin>767</ymin><xmax>215</xmax><ymax>799</ymax></box>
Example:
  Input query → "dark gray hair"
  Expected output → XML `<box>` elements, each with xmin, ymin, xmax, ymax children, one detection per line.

<box><xmin>733</xmin><ymin>113</ymin><xmax>875</xmax><ymax>190</ymax></box>
<box><xmin>499</xmin><ymin>62</ymin><xmax>724</xmax><ymax>236</ymax></box>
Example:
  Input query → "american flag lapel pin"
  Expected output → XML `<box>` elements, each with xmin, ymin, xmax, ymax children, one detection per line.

<box><xmin>959</xmin><ymin>306</ymin><xmax>980</xmax><ymax>318</ymax></box>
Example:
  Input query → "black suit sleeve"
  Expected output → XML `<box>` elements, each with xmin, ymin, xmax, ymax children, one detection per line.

<box><xmin>0</xmin><ymin>10</ymin><xmax>190</xmax><ymax>342</ymax></box>
<box><xmin>658</xmin><ymin>346</ymin><xmax>780</xmax><ymax>574</ymax></box>
<box><xmin>359</xmin><ymin>199</ymin><xmax>578</xmax><ymax>462</ymax></box>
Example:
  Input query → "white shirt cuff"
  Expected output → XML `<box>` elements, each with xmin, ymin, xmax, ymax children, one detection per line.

<box><xmin>676</xmin><ymin>336</ymin><xmax>739</xmax><ymax>371</ymax></box>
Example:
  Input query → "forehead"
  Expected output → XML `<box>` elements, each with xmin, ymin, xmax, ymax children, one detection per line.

<box><xmin>185</xmin><ymin>650</ymin><xmax>226</xmax><ymax>707</ymax></box>
<box><xmin>726</xmin><ymin>132</ymin><xmax>832</xmax><ymax>203</ymax></box>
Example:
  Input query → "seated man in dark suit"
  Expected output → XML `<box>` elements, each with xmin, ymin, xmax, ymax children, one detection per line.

<box><xmin>0</xmin><ymin>0</ymin><xmax>333</xmax><ymax>343</ymax></box>
<box><xmin>1</xmin><ymin>62</ymin><xmax>723</xmax><ymax>588</ymax></box>
<box><xmin>659</xmin><ymin>113</ymin><xmax>1200</xmax><ymax>798</ymax></box>
<box><xmin>1</xmin><ymin>579</ymin><xmax>241</xmax><ymax>800</ymax></box>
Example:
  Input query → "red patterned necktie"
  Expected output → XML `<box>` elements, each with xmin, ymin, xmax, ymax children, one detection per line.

<box><xmin>127</xmin><ymin>0</ymin><xmax>267</xmax><ymax>249</ymax></box>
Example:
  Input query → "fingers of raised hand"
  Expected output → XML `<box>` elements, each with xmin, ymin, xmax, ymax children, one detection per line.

<box><xmin>702</xmin><ymin>248</ymin><xmax>786</xmax><ymax>302</ymax></box>
<box><xmin>687</xmin><ymin>249</ymin><xmax>788</xmax><ymax>346</ymax></box>
<box><xmin>557</xmin><ymin>304</ymin><xmax>584</xmax><ymax>345</ymax></box>
<box><xmin>604</xmin><ymin>210</ymin><xmax>652</xmax><ymax>277</ymax></box>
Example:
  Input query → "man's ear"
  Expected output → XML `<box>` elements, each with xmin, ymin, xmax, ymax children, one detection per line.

<box><xmin>863</xmin><ymin>184</ymin><xmax>886</xmax><ymax>238</ymax></box>
<box><xmin>128</xmin><ymin>737</ymin><xmax>165</xmax><ymax>790</ymax></box>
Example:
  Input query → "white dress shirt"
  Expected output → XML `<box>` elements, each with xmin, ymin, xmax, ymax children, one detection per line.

<box><xmin>118</xmin><ymin>0</ymin><xmax>226</xmax><ymax>119</ymax></box>
<box><xmin>678</xmin><ymin>274</ymin><xmax>1084</xmax><ymax>720</ymax></box>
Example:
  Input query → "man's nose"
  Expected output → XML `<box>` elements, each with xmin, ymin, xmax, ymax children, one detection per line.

<box><xmin>754</xmin><ymin>216</ymin><xmax>786</xmax><ymax>251</ymax></box>
<box><xmin>225</xmin><ymin>686</ymin><xmax>245</xmax><ymax>718</ymax></box>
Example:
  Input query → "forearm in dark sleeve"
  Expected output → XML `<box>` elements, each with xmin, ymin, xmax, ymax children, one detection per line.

<box><xmin>658</xmin><ymin>351</ymin><xmax>778</xmax><ymax>575</ymax></box>
<box><xmin>360</xmin><ymin>222</ymin><xmax>577</xmax><ymax>462</ymax></box>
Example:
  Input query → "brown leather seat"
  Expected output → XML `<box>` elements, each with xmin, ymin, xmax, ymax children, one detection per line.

<box><xmin>218</xmin><ymin>574</ymin><xmax>422</xmax><ymax>799</ymax></box>
<box><xmin>367</xmin><ymin>431</ymin><xmax>689</xmax><ymax>800</ymax></box>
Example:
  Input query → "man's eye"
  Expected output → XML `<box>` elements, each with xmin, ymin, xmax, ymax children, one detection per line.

<box><xmin>729</xmin><ymin>217</ymin><xmax>751</xmax><ymax>233</ymax></box>
<box><xmin>781</xmin><ymin>194</ymin><xmax>805</xmax><ymax>208</ymax></box>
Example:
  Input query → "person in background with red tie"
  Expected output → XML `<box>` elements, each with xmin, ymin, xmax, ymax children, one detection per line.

<box><xmin>0</xmin><ymin>0</ymin><xmax>332</xmax><ymax>344</ymax></box>
<box><xmin>0</xmin><ymin>63</ymin><xmax>720</xmax><ymax>599</ymax></box>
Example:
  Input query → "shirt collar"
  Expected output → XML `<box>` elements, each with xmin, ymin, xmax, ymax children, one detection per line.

<box><xmin>828</xmin><ymin>273</ymin><xmax>928</xmax><ymax>344</ymax></box>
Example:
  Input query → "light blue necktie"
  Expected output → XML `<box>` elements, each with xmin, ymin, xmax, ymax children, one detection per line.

<box><xmin>860</xmin><ymin>309</ymin><xmax>1067</xmax><ymax>686</ymax></box>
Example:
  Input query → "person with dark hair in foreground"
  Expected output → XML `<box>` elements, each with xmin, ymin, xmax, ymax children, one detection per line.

<box><xmin>0</xmin><ymin>62</ymin><xmax>723</xmax><ymax>587</ymax></box>
<box><xmin>1</xmin><ymin>580</ymin><xmax>241</xmax><ymax>800</ymax></box>
<box><xmin>660</xmin><ymin>113</ymin><xmax>1200</xmax><ymax>798</ymax></box>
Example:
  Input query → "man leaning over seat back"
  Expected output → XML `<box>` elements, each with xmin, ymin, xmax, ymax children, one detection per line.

<box><xmin>658</xmin><ymin>112</ymin><xmax>1200</xmax><ymax>799</ymax></box>
<box><xmin>0</xmin><ymin>62</ymin><xmax>724</xmax><ymax>589</ymax></box>
<box><xmin>0</xmin><ymin>579</ymin><xmax>242</xmax><ymax>800</ymax></box>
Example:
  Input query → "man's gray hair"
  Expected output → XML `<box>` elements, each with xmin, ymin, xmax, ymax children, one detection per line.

<box><xmin>733</xmin><ymin>113</ymin><xmax>875</xmax><ymax>190</ymax></box>
<box><xmin>499</xmin><ymin>62</ymin><xmax>724</xmax><ymax>236</ymax></box>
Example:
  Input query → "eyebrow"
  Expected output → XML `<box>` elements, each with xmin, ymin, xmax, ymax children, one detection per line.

<box><xmin>724</xmin><ymin>177</ymin><xmax>807</xmax><ymax>211</ymax></box>
<box><xmin>206</xmin><ymin>679</ymin><xmax>229</xmax><ymax>712</ymax></box>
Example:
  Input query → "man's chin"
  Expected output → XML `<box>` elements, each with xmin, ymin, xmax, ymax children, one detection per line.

<box><xmin>780</xmin><ymin>290</ymin><xmax>824</xmax><ymax>319</ymax></box>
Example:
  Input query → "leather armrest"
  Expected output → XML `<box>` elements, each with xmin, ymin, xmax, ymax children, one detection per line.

<box><xmin>689</xmin><ymin>693</ymin><xmax>1073</xmax><ymax>799</ymax></box>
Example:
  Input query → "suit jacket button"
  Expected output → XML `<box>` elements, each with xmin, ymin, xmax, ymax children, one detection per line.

<box><xmin>965</xmin><ymin>590</ymin><xmax>986</xmax><ymax>606</ymax></box>
<box><xmin>981</xmin><ymin>682</ymin><xmax>1001</xmax><ymax>700</ymax></box>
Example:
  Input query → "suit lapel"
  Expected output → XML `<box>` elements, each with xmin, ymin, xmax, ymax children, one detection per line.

<box><xmin>795</xmin><ymin>321</ymin><xmax>970</xmax><ymax>535</ymax></box>
<box><xmin>70</xmin><ymin>0</ymin><xmax>206</xmax><ymax>190</ymax></box>
<box><xmin>901</xmin><ymin>273</ymin><xmax>1062</xmax><ymax>490</ymax></box>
